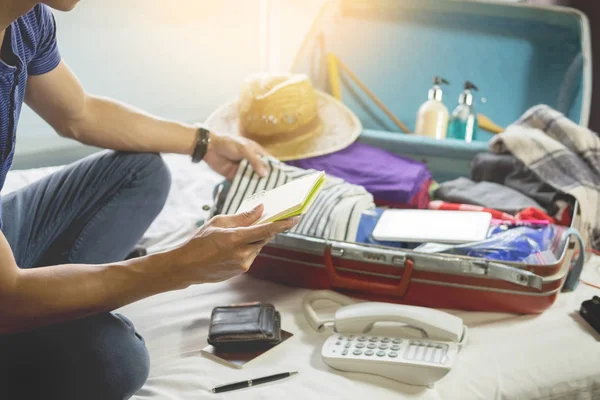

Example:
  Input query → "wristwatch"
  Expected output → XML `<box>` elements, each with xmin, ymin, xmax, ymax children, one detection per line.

<box><xmin>191</xmin><ymin>126</ymin><xmax>211</xmax><ymax>163</ymax></box>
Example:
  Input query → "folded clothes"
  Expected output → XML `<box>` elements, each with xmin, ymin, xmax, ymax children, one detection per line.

<box><xmin>471</xmin><ymin>152</ymin><xmax>572</xmax><ymax>217</ymax></box>
<box><xmin>471</xmin><ymin>152</ymin><xmax>517</xmax><ymax>184</ymax></box>
<box><xmin>287</xmin><ymin>142</ymin><xmax>431</xmax><ymax>208</ymax></box>
<box><xmin>434</xmin><ymin>177</ymin><xmax>543</xmax><ymax>215</ymax></box>
<box><xmin>220</xmin><ymin>157</ymin><xmax>375</xmax><ymax>242</ymax></box>
<box><xmin>489</xmin><ymin>105</ymin><xmax>599</xmax><ymax>248</ymax></box>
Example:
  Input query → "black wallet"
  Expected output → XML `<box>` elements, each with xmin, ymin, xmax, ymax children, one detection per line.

<box><xmin>580</xmin><ymin>296</ymin><xmax>600</xmax><ymax>336</ymax></box>
<box><xmin>207</xmin><ymin>303</ymin><xmax>282</xmax><ymax>350</ymax></box>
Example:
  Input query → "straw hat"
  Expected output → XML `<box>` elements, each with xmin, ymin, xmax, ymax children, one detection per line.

<box><xmin>204</xmin><ymin>73</ymin><xmax>362</xmax><ymax>161</ymax></box>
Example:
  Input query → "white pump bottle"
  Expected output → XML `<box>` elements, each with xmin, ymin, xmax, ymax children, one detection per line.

<box><xmin>415</xmin><ymin>77</ymin><xmax>450</xmax><ymax>140</ymax></box>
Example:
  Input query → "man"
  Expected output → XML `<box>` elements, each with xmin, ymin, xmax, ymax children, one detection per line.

<box><xmin>0</xmin><ymin>1</ymin><xmax>299</xmax><ymax>399</ymax></box>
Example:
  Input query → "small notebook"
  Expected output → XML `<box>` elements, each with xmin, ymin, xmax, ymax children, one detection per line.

<box><xmin>236</xmin><ymin>171</ymin><xmax>326</xmax><ymax>225</ymax></box>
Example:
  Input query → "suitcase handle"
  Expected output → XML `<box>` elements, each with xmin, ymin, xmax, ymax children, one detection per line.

<box><xmin>324</xmin><ymin>246</ymin><xmax>414</xmax><ymax>297</ymax></box>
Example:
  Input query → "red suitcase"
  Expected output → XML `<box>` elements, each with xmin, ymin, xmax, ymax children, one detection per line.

<box><xmin>215</xmin><ymin>0</ymin><xmax>591</xmax><ymax>314</ymax></box>
<box><xmin>248</xmin><ymin>226</ymin><xmax>583</xmax><ymax>314</ymax></box>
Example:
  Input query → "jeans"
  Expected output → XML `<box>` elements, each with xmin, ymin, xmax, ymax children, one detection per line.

<box><xmin>0</xmin><ymin>151</ymin><xmax>171</xmax><ymax>400</ymax></box>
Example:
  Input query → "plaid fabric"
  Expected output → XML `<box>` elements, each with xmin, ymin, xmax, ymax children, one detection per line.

<box><xmin>490</xmin><ymin>105</ymin><xmax>600</xmax><ymax>250</ymax></box>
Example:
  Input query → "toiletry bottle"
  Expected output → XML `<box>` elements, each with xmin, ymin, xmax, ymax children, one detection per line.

<box><xmin>447</xmin><ymin>81</ymin><xmax>479</xmax><ymax>142</ymax></box>
<box><xmin>415</xmin><ymin>76</ymin><xmax>449</xmax><ymax>140</ymax></box>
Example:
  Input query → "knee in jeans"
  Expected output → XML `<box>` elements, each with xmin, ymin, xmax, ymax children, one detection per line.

<box><xmin>6</xmin><ymin>313</ymin><xmax>151</xmax><ymax>400</ymax></box>
<box><xmin>88</xmin><ymin>316</ymin><xmax>150</xmax><ymax>399</ymax></box>
<box><xmin>135</xmin><ymin>153</ymin><xmax>171</xmax><ymax>188</ymax></box>
<box><xmin>128</xmin><ymin>152</ymin><xmax>172</xmax><ymax>207</ymax></box>
<box><xmin>101</xmin><ymin>346</ymin><xmax>150</xmax><ymax>400</ymax></box>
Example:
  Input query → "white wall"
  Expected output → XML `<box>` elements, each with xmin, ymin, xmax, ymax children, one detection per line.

<box><xmin>263</xmin><ymin>0</ymin><xmax>326</xmax><ymax>73</ymax></box>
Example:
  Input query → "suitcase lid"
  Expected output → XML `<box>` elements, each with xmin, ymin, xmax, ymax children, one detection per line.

<box><xmin>291</xmin><ymin>0</ymin><xmax>592</xmax><ymax>141</ymax></box>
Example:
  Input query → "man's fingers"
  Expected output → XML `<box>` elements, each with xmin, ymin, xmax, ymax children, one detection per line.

<box><xmin>236</xmin><ymin>217</ymin><xmax>300</xmax><ymax>243</ymax></box>
<box><xmin>218</xmin><ymin>204</ymin><xmax>264</xmax><ymax>228</ymax></box>
<box><xmin>253</xmin><ymin>142</ymin><xmax>270</xmax><ymax>157</ymax></box>
<box><xmin>244</xmin><ymin>147</ymin><xmax>268</xmax><ymax>177</ymax></box>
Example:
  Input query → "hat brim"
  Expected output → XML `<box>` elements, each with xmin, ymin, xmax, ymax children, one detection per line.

<box><xmin>204</xmin><ymin>91</ymin><xmax>362</xmax><ymax>161</ymax></box>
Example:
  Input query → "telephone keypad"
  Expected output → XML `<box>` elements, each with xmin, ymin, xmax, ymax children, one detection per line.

<box><xmin>326</xmin><ymin>335</ymin><xmax>450</xmax><ymax>365</ymax></box>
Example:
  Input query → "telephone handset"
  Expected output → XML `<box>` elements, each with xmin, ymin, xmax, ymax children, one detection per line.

<box><xmin>302</xmin><ymin>291</ymin><xmax>468</xmax><ymax>387</ymax></box>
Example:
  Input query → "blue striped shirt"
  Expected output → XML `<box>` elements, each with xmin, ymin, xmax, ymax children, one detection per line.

<box><xmin>0</xmin><ymin>5</ymin><xmax>61</xmax><ymax>228</ymax></box>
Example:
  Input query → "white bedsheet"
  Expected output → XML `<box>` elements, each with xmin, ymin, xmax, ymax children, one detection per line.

<box><xmin>4</xmin><ymin>155</ymin><xmax>600</xmax><ymax>400</ymax></box>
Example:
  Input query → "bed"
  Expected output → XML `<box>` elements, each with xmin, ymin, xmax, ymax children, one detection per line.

<box><xmin>3</xmin><ymin>154</ymin><xmax>600</xmax><ymax>400</ymax></box>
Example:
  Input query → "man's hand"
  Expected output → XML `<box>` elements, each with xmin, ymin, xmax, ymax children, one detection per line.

<box><xmin>204</xmin><ymin>132</ymin><xmax>269</xmax><ymax>180</ymax></box>
<box><xmin>171</xmin><ymin>204</ymin><xmax>298</xmax><ymax>285</ymax></box>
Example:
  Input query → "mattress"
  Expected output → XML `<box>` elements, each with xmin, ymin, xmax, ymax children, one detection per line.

<box><xmin>3</xmin><ymin>154</ymin><xmax>600</xmax><ymax>400</ymax></box>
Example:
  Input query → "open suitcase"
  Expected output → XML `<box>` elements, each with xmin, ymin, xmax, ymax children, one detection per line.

<box><xmin>215</xmin><ymin>0</ymin><xmax>592</xmax><ymax>314</ymax></box>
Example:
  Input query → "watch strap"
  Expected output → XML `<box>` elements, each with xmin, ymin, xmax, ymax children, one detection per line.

<box><xmin>192</xmin><ymin>126</ymin><xmax>211</xmax><ymax>163</ymax></box>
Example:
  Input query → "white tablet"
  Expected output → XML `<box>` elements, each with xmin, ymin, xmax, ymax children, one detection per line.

<box><xmin>371</xmin><ymin>209</ymin><xmax>492</xmax><ymax>244</ymax></box>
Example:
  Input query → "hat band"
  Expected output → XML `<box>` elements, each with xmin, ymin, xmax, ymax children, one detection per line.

<box><xmin>241</xmin><ymin>116</ymin><xmax>322</xmax><ymax>147</ymax></box>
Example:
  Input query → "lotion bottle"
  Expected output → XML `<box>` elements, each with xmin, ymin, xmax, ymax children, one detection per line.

<box><xmin>415</xmin><ymin>77</ymin><xmax>449</xmax><ymax>140</ymax></box>
<box><xmin>447</xmin><ymin>81</ymin><xmax>479</xmax><ymax>142</ymax></box>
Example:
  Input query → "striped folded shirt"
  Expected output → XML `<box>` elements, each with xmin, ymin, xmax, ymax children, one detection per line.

<box><xmin>222</xmin><ymin>157</ymin><xmax>375</xmax><ymax>241</ymax></box>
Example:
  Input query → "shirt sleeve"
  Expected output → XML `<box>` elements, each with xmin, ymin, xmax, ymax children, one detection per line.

<box><xmin>27</xmin><ymin>5</ymin><xmax>62</xmax><ymax>76</ymax></box>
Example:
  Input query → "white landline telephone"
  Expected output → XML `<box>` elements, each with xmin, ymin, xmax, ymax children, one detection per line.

<box><xmin>302</xmin><ymin>291</ymin><xmax>468</xmax><ymax>387</ymax></box>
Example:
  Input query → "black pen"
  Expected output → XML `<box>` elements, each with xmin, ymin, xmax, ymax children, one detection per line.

<box><xmin>211</xmin><ymin>371</ymin><xmax>298</xmax><ymax>394</ymax></box>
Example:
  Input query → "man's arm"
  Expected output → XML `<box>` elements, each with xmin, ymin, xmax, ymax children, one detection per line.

<box><xmin>0</xmin><ymin>229</ymin><xmax>175</xmax><ymax>334</ymax></box>
<box><xmin>0</xmin><ymin>206</ymin><xmax>298</xmax><ymax>334</ymax></box>
<box><xmin>25</xmin><ymin>60</ymin><xmax>268</xmax><ymax>178</ymax></box>
<box><xmin>25</xmin><ymin>60</ymin><xmax>197</xmax><ymax>155</ymax></box>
